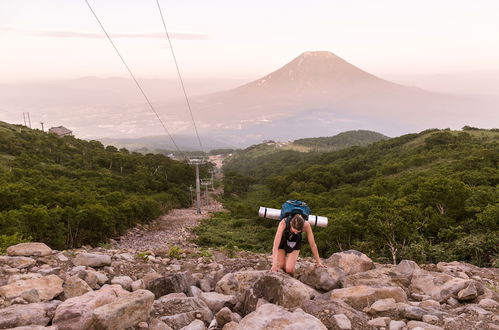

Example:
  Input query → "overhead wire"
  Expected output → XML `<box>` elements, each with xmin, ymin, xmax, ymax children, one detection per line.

<box><xmin>83</xmin><ymin>0</ymin><xmax>187</xmax><ymax>159</ymax></box>
<box><xmin>155</xmin><ymin>0</ymin><xmax>205</xmax><ymax>155</ymax></box>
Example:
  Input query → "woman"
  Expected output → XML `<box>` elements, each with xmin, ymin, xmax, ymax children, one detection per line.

<box><xmin>271</xmin><ymin>213</ymin><xmax>326</xmax><ymax>274</ymax></box>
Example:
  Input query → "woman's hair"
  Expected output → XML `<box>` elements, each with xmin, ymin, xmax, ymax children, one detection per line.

<box><xmin>291</xmin><ymin>214</ymin><xmax>305</xmax><ymax>231</ymax></box>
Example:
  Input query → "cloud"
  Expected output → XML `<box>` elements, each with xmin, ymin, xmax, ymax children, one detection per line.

<box><xmin>0</xmin><ymin>27</ymin><xmax>208</xmax><ymax>40</ymax></box>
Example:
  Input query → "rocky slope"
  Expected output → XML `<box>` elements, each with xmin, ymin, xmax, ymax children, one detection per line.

<box><xmin>0</xmin><ymin>200</ymin><xmax>498</xmax><ymax>330</ymax></box>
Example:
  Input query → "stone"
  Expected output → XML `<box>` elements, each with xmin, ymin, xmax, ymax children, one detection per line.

<box><xmin>144</xmin><ymin>272</ymin><xmax>194</xmax><ymax>299</ymax></box>
<box><xmin>395</xmin><ymin>260</ymin><xmax>420</xmax><ymax>276</ymax></box>
<box><xmin>63</xmin><ymin>275</ymin><xmax>93</xmax><ymax>299</ymax></box>
<box><xmin>73</xmin><ymin>253</ymin><xmax>111</xmax><ymax>267</ymax></box>
<box><xmin>400</xmin><ymin>304</ymin><xmax>427</xmax><ymax>321</ymax></box>
<box><xmin>52</xmin><ymin>284</ymin><xmax>128</xmax><ymax>330</ymax></box>
<box><xmin>328</xmin><ymin>285</ymin><xmax>407</xmax><ymax>310</ymax></box>
<box><xmin>0</xmin><ymin>275</ymin><xmax>64</xmax><ymax>301</ymax></box>
<box><xmin>420</xmin><ymin>300</ymin><xmax>440</xmax><ymax>308</ymax></box>
<box><xmin>20</xmin><ymin>288</ymin><xmax>40</xmax><ymax>303</ymax></box>
<box><xmin>325</xmin><ymin>250</ymin><xmax>374</xmax><ymax>275</ymax></box>
<box><xmin>92</xmin><ymin>289</ymin><xmax>155</xmax><ymax>329</ymax></box>
<box><xmin>199</xmin><ymin>292</ymin><xmax>237</xmax><ymax>313</ymax></box>
<box><xmin>150</xmin><ymin>318</ymin><xmax>174</xmax><ymax>330</ymax></box>
<box><xmin>422</xmin><ymin>314</ymin><xmax>439</xmax><ymax>324</ymax></box>
<box><xmin>57</xmin><ymin>254</ymin><xmax>69</xmax><ymax>262</ymax></box>
<box><xmin>111</xmin><ymin>275</ymin><xmax>133</xmax><ymax>291</ymax></box>
<box><xmin>389</xmin><ymin>320</ymin><xmax>406</xmax><ymax>330</ymax></box>
<box><xmin>341</xmin><ymin>267</ymin><xmax>400</xmax><ymax>288</ymax></box>
<box><xmin>215</xmin><ymin>271</ymin><xmax>266</xmax><ymax>300</ymax></box>
<box><xmin>407</xmin><ymin>320</ymin><xmax>444</xmax><ymax>329</ymax></box>
<box><xmin>179</xmin><ymin>319</ymin><xmax>205</xmax><ymax>330</ymax></box>
<box><xmin>132</xmin><ymin>279</ymin><xmax>146</xmax><ymax>291</ymax></box>
<box><xmin>0</xmin><ymin>256</ymin><xmax>36</xmax><ymax>269</ymax></box>
<box><xmin>365</xmin><ymin>298</ymin><xmax>397</xmax><ymax>315</ymax></box>
<box><xmin>215</xmin><ymin>307</ymin><xmax>240</xmax><ymax>326</ymax></box>
<box><xmin>7</xmin><ymin>273</ymin><xmax>42</xmax><ymax>284</ymax></box>
<box><xmin>457</xmin><ymin>281</ymin><xmax>478</xmax><ymax>301</ymax></box>
<box><xmin>191</xmin><ymin>285</ymin><xmax>202</xmax><ymax>297</ymax></box>
<box><xmin>89</xmin><ymin>271</ymin><xmax>109</xmax><ymax>286</ymax></box>
<box><xmin>368</xmin><ymin>317</ymin><xmax>390</xmax><ymax>327</ymax></box>
<box><xmin>198</xmin><ymin>279</ymin><xmax>211</xmax><ymax>292</ymax></box>
<box><xmin>7</xmin><ymin>243</ymin><xmax>52</xmax><ymax>257</ymax></box>
<box><xmin>222</xmin><ymin>321</ymin><xmax>238</xmax><ymax>330</ymax></box>
<box><xmin>297</xmin><ymin>266</ymin><xmax>345</xmax><ymax>291</ymax></box>
<box><xmin>447</xmin><ymin>297</ymin><xmax>459</xmax><ymax>306</ymax></box>
<box><xmin>151</xmin><ymin>296</ymin><xmax>212</xmax><ymax>329</ymax></box>
<box><xmin>333</xmin><ymin>313</ymin><xmax>351</xmax><ymax>329</ymax></box>
<box><xmin>237</xmin><ymin>303</ymin><xmax>326</xmax><ymax>329</ymax></box>
<box><xmin>301</xmin><ymin>297</ymin><xmax>371</xmax><ymax>329</ymax></box>
<box><xmin>5</xmin><ymin>326</ymin><xmax>57</xmax><ymax>330</ymax></box>
<box><xmin>241</xmin><ymin>272</ymin><xmax>317</xmax><ymax>314</ymax></box>
<box><xmin>479</xmin><ymin>298</ymin><xmax>499</xmax><ymax>309</ymax></box>
<box><xmin>0</xmin><ymin>301</ymin><xmax>60</xmax><ymax>329</ymax></box>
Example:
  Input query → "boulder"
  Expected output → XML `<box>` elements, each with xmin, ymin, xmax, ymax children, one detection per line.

<box><xmin>150</xmin><ymin>318</ymin><xmax>174</xmax><ymax>330</ymax></box>
<box><xmin>333</xmin><ymin>314</ymin><xmax>352</xmax><ymax>330</ymax></box>
<box><xmin>241</xmin><ymin>272</ymin><xmax>317</xmax><ymax>314</ymax></box>
<box><xmin>457</xmin><ymin>281</ymin><xmax>479</xmax><ymax>301</ymax></box>
<box><xmin>301</xmin><ymin>296</ymin><xmax>371</xmax><ymax>329</ymax></box>
<box><xmin>0</xmin><ymin>256</ymin><xmax>36</xmax><ymax>269</ymax></box>
<box><xmin>328</xmin><ymin>285</ymin><xmax>407</xmax><ymax>310</ymax></box>
<box><xmin>395</xmin><ymin>260</ymin><xmax>420</xmax><ymax>276</ymax></box>
<box><xmin>92</xmin><ymin>289</ymin><xmax>155</xmax><ymax>329</ymax></box>
<box><xmin>297</xmin><ymin>266</ymin><xmax>345</xmax><ymax>291</ymax></box>
<box><xmin>409</xmin><ymin>270</ymin><xmax>478</xmax><ymax>302</ymax></box>
<box><xmin>365</xmin><ymin>298</ymin><xmax>398</xmax><ymax>317</ymax></box>
<box><xmin>237</xmin><ymin>303</ymin><xmax>326</xmax><ymax>329</ymax></box>
<box><xmin>73</xmin><ymin>253</ymin><xmax>111</xmax><ymax>267</ymax></box>
<box><xmin>0</xmin><ymin>275</ymin><xmax>64</xmax><ymax>301</ymax></box>
<box><xmin>52</xmin><ymin>284</ymin><xmax>128</xmax><ymax>330</ymax></box>
<box><xmin>110</xmin><ymin>275</ymin><xmax>133</xmax><ymax>291</ymax></box>
<box><xmin>144</xmin><ymin>272</ymin><xmax>194</xmax><ymax>299</ymax></box>
<box><xmin>479</xmin><ymin>298</ymin><xmax>499</xmax><ymax>309</ymax></box>
<box><xmin>215</xmin><ymin>307</ymin><xmax>241</xmax><ymax>327</ymax></box>
<box><xmin>389</xmin><ymin>320</ymin><xmax>406</xmax><ymax>330</ymax></box>
<box><xmin>0</xmin><ymin>301</ymin><xmax>60</xmax><ymax>329</ymax></box>
<box><xmin>199</xmin><ymin>292</ymin><xmax>237</xmax><ymax>313</ymax></box>
<box><xmin>368</xmin><ymin>317</ymin><xmax>390</xmax><ymax>327</ymax></box>
<box><xmin>132</xmin><ymin>279</ymin><xmax>146</xmax><ymax>291</ymax></box>
<box><xmin>179</xmin><ymin>319</ymin><xmax>205</xmax><ymax>330</ymax></box>
<box><xmin>407</xmin><ymin>320</ymin><xmax>444</xmax><ymax>330</ymax></box>
<box><xmin>152</xmin><ymin>296</ymin><xmax>212</xmax><ymax>329</ymax></box>
<box><xmin>63</xmin><ymin>275</ymin><xmax>93</xmax><ymax>299</ymax></box>
<box><xmin>7</xmin><ymin>243</ymin><xmax>52</xmax><ymax>257</ymax></box>
<box><xmin>325</xmin><ymin>250</ymin><xmax>374</xmax><ymax>275</ymax></box>
<box><xmin>7</xmin><ymin>273</ymin><xmax>42</xmax><ymax>284</ymax></box>
<box><xmin>215</xmin><ymin>271</ymin><xmax>265</xmax><ymax>301</ymax></box>
<box><xmin>341</xmin><ymin>267</ymin><xmax>403</xmax><ymax>288</ymax></box>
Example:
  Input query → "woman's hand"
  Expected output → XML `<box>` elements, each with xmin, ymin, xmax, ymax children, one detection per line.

<box><xmin>315</xmin><ymin>261</ymin><xmax>327</xmax><ymax>268</ymax></box>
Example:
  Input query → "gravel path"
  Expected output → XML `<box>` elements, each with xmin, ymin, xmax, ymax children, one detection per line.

<box><xmin>116</xmin><ymin>190</ymin><xmax>225</xmax><ymax>251</ymax></box>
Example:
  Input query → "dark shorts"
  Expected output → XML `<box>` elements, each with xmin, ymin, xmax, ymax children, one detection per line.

<box><xmin>278</xmin><ymin>236</ymin><xmax>302</xmax><ymax>254</ymax></box>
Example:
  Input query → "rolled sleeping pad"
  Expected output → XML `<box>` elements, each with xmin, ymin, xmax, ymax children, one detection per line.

<box><xmin>258</xmin><ymin>206</ymin><xmax>328</xmax><ymax>227</ymax></box>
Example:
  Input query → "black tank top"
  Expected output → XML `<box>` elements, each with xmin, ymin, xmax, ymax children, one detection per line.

<box><xmin>278</xmin><ymin>217</ymin><xmax>302</xmax><ymax>253</ymax></box>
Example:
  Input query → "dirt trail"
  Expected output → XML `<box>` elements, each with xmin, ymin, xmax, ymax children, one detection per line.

<box><xmin>116</xmin><ymin>189</ymin><xmax>225</xmax><ymax>252</ymax></box>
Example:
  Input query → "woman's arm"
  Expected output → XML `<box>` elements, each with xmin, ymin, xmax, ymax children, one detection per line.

<box><xmin>304</xmin><ymin>222</ymin><xmax>327</xmax><ymax>267</ymax></box>
<box><xmin>271</xmin><ymin>220</ymin><xmax>286</xmax><ymax>271</ymax></box>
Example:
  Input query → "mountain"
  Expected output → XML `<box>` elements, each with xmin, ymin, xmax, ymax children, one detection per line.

<box><xmin>184</xmin><ymin>51</ymin><xmax>488</xmax><ymax>144</ymax></box>
<box><xmin>294</xmin><ymin>130</ymin><xmax>389</xmax><ymax>150</ymax></box>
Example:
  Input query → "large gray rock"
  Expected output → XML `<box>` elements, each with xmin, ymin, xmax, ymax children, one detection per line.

<box><xmin>0</xmin><ymin>301</ymin><xmax>60</xmax><ymax>329</ymax></box>
<box><xmin>297</xmin><ymin>265</ymin><xmax>345</xmax><ymax>291</ymax></box>
<box><xmin>144</xmin><ymin>272</ymin><xmax>194</xmax><ymax>299</ymax></box>
<box><xmin>7</xmin><ymin>243</ymin><xmax>52</xmax><ymax>257</ymax></box>
<box><xmin>215</xmin><ymin>271</ymin><xmax>265</xmax><ymax>301</ymax></box>
<box><xmin>63</xmin><ymin>275</ymin><xmax>93</xmax><ymax>299</ymax></box>
<box><xmin>199</xmin><ymin>292</ymin><xmax>237</xmax><ymax>313</ymax></box>
<box><xmin>152</xmin><ymin>296</ymin><xmax>212</xmax><ymax>329</ymax></box>
<box><xmin>52</xmin><ymin>284</ymin><xmax>128</xmax><ymax>330</ymax></box>
<box><xmin>328</xmin><ymin>285</ymin><xmax>407</xmax><ymax>310</ymax></box>
<box><xmin>395</xmin><ymin>260</ymin><xmax>420</xmax><ymax>276</ymax></box>
<box><xmin>215</xmin><ymin>307</ymin><xmax>241</xmax><ymax>327</ymax></box>
<box><xmin>241</xmin><ymin>272</ymin><xmax>317</xmax><ymax>314</ymax></box>
<box><xmin>92</xmin><ymin>289</ymin><xmax>155</xmax><ymax>329</ymax></box>
<box><xmin>341</xmin><ymin>267</ymin><xmax>403</xmax><ymax>288</ymax></box>
<box><xmin>237</xmin><ymin>303</ymin><xmax>326</xmax><ymax>329</ymax></box>
<box><xmin>0</xmin><ymin>275</ymin><xmax>64</xmax><ymax>301</ymax></box>
<box><xmin>301</xmin><ymin>298</ymin><xmax>371</xmax><ymax>330</ymax></box>
<box><xmin>179</xmin><ymin>319</ymin><xmax>205</xmax><ymax>330</ymax></box>
<box><xmin>325</xmin><ymin>250</ymin><xmax>374</xmax><ymax>275</ymax></box>
<box><xmin>0</xmin><ymin>256</ymin><xmax>36</xmax><ymax>269</ymax></box>
<box><xmin>73</xmin><ymin>253</ymin><xmax>111</xmax><ymax>267</ymax></box>
<box><xmin>110</xmin><ymin>275</ymin><xmax>133</xmax><ymax>291</ymax></box>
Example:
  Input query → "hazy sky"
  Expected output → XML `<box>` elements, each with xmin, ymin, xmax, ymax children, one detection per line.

<box><xmin>1</xmin><ymin>0</ymin><xmax>499</xmax><ymax>83</ymax></box>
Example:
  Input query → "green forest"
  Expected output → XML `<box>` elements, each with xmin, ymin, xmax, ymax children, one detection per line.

<box><xmin>0</xmin><ymin>121</ymin><xmax>205</xmax><ymax>252</ymax></box>
<box><xmin>195</xmin><ymin>128</ymin><xmax>499</xmax><ymax>267</ymax></box>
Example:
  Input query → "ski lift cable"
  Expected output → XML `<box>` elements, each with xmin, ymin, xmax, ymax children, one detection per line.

<box><xmin>84</xmin><ymin>0</ymin><xmax>187</xmax><ymax>159</ymax></box>
<box><xmin>155</xmin><ymin>0</ymin><xmax>205</xmax><ymax>154</ymax></box>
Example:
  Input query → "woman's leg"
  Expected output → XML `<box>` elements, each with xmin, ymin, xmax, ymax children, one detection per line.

<box><xmin>276</xmin><ymin>249</ymin><xmax>286</xmax><ymax>271</ymax></box>
<box><xmin>285</xmin><ymin>250</ymin><xmax>300</xmax><ymax>275</ymax></box>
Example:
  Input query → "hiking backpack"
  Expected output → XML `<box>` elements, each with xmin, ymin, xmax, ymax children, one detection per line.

<box><xmin>279</xmin><ymin>200</ymin><xmax>311</xmax><ymax>220</ymax></box>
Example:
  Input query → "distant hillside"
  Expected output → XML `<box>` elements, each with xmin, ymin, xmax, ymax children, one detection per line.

<box><xmin>0</xmin><ymin>121</ymin><xmax>204</xmax><ymax>252</ymax></box>
<box><xmin>214</xmin><ymin>127</ymin><xmax>499</xmax><ymax>266</ymax></box>
<box><xmin>294</xmin><ymin>130</ymin><xmax>389</xmax><ymax>150</ymax></box>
